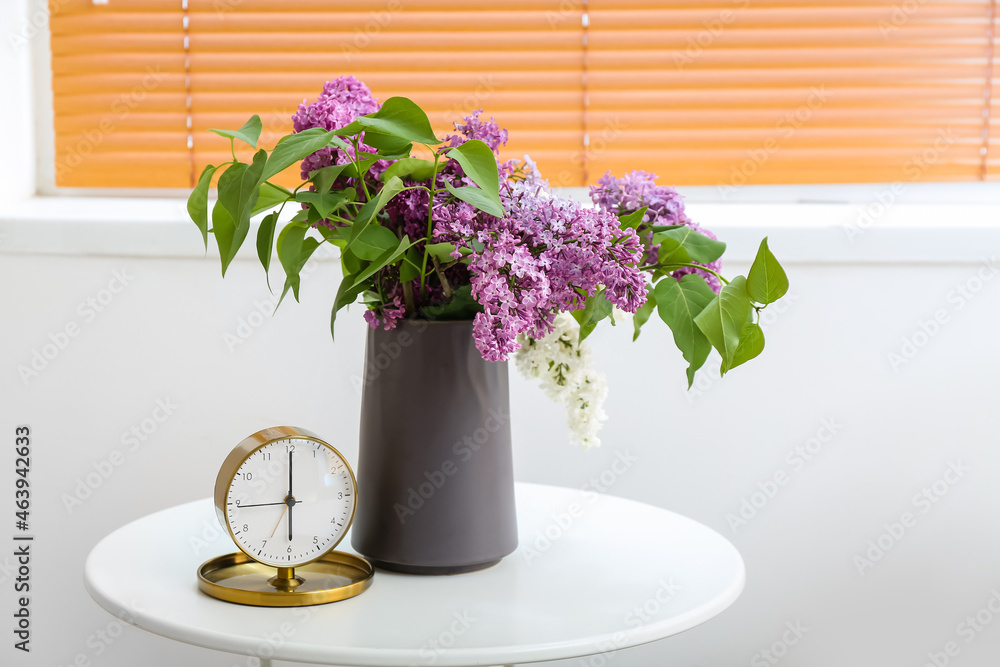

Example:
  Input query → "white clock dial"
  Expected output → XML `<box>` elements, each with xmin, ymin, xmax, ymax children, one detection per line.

<box><xmin>224</xmin><ymin>437</ymin><xmax>356</xmax><ymax>568</ymax></box>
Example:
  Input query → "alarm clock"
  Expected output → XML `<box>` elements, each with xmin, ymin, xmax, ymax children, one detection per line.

<box><xmin>197</xmin><ymin>426</ymin><xmax>373</xmax><ymax>606</ymax></box>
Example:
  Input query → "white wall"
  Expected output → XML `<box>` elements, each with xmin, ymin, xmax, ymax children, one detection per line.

<box><xmin>2</xmin><ymin>231</ymin><xmax>1000</xmax><ymax>666</ymax></box>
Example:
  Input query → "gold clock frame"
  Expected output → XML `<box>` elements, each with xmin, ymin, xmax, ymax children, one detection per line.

<box><xmin>213</xmin><ymin>425</ymin><xmax>359</xmax><ymax>569</ymax></box>
<box><xmin>200</xmin><ymin>426</ymin><xmax>371</xmax><ymax>607</ymax></box>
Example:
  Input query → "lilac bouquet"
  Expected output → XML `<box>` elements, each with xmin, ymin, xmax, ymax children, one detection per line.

<box><xmin>189</xmin><ymin>76</ymin><xmax>788</xmax><ymax>447</ymax></box>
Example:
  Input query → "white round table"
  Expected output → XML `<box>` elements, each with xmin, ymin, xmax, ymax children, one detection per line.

<box><xmin>85</xmin><ymin>483</ymin><xmax>744</xmax><ymax>667</ymax></box>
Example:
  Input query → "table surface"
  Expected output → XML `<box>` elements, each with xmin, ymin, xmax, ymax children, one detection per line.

<box><xmin>85</xmin><ymin>482</ymin><xmax>745</xmax><ymax>667</ymax></box>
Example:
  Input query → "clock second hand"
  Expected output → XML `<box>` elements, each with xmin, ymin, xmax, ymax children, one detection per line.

<box><xmin>269</xmin><ymin>505</ymin><xmax>288</xmax><ymax>538</ymax></box>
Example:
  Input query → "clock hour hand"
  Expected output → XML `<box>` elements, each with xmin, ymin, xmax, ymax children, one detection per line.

<box><xmin>287</xmin><ymin>450</ymin><xmax>294</xmax><ymax>541</ymax></box>
<box><xmin>237</xmin><ymin>501</ymin><xmax>286</xmax><ymax>509</ymax></box>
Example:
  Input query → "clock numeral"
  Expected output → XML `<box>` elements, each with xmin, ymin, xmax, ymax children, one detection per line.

<box><xmin>240</xmin><ymin>472</ymin><xmax>252</xmax><ymax>480</ymax></box>
<box><xmin>262</xmin><ymin>539</ymin><xmax>267</xmax><ymax>546</ymax></box>
<box><xmin>261</xmin><ymin>452</ymin><xmax>271</xmax><ymax>461</ymax></box>
<box><xmin>338</xmin><ymin>492</ymin><xmax>343</xmax><ymax>499</ymax></box>
<box><xmin>243</xmin><ymin>524</ymin><xmax>248</xmax><ymax>532</ymax></box>
<box><xmin>287</xmin><ymin>546</ymin><xmax>292</xmax><ymax>553</ymax></box>
<box><xmin>286</xmin><ymin>444</ymin><xmax>295</xmax><ymax>453</ymax></box>
<box><xmin>313</xmin><ymin>536</ymin><xmax>319</xmax><ymax>544</ymax></box>
<box><xmin>235</xmin><ymin>499</ymin><xmax>241</xmax><ymax>506</ymax></box>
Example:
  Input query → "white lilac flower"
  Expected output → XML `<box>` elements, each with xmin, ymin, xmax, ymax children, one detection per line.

<box><xmin>514</xmin><ymin>313</ymin><xmax>609</xmax><ymax>449</ymax></box>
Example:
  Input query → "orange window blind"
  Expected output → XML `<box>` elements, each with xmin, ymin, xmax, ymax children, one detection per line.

<box><xmin>49</xmin><ymin>0</ymin><xmax>998</xmax><ymax>189</ymax></box>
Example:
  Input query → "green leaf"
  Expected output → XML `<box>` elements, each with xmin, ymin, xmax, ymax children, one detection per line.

<box><xmin>399</xmin><ymin>246</ymin><xmax>423</xmax><ymax>282</ymax></box>
<box><xmin>632</xmin><ymin>290</ymin><xmax>656</xmax><ymax>341</ymax></box>
<box><xmin>251</xmin><ymin>181</ymin><xmax>291</xmax><ymax>216</ymax></box>
<box><xmin>572</xmin><ymin>289</ymin><xmax>614</xmax><ymax>342</ymax></box>
<box><xmin>445</xmin><ymin>139</ymin><xmax>503</xmax><ymax>215</ymax></box>
<box><xmin>347</xmin><ymin>176</ymin><xmax>406</xmax><ymax>250</ymax></box>
<box><xmin>208</xmin><ymin>115</ymin><xmax>262</xmax><ymax>148</ymax></box>
<box><xmin>354</xmin><ymin>149</ymin><xmax>391</xmax><ymax>178</ymax></box>
<box><xmin>216</xmin><ymin>149</ymin><xmax>267</xmax><ymax>274</ymax></box>
<box><xmin>341</xmin><ymin>247</ymin><xmax>363</xmax><ymax>275</ymax></box>
<box><xmin>650</xmin><ymin>224</ymin><xmax>684</xmax><ymax>233</ymax></box>
<box><xmin>349</xmin><ymin>235</ymin><xmax>414</xmax><ymax>291</ymax></box>
<box><xmin>276</xmin><ymin>223</ymin><xmax>320</xmax><ymax>305</ymax></box>
<box><xmin>654</xmin><ymin>274</ymin><xmax>717</xmax><ymax>387</ymax></box>
<box><xmin>421</xmin><ymin>284</ymin><xmax>481</xmax><ymax>320</ymax></box>
<box><xmin>331</xmin><ymin>121</ymin><xmax>364</xmax><ymax>138</ymax></box>
<box><xmin>657</xmin><ymin>236</ymin><xmax>693</xmax><ymax>266</ymax></box>
<box><xmin>295</xmin><ymin>187</ymin><xmax>356</xmax><ymax>220</ymax></box>
<box><xmin>693</xmin><ymin>275</ymin><xmax>752</xmax><ymax>371</ymax></box>
<box><xmin>658</xmin><ymin>226</ymin><xmax>726</xmax><ymax>264</ymax></box>
<box><xmin>723</xmin><ymin>322</ymin><xmax>765</xmax><ymax>373</ymax></box>
<box><xmin>358</xmin><ymin>129</ymin><xmax>414</xmax><ymax>155</ymax></box>
<box><xmin>443</xmin><ymin>180</ymin><xmax>505</xmax><ymax>219</ymax></box>
<box><xmin>381</xmin><ymin>158</ymin><xmax>438</xmax><ymax>183</ymax></box>
<box><xmin>331</xmin><ymin>236</ymin><xmax>415</xmax><ymax>340</ymax></box>
<box><xmin>263</xmin><ymin>128</ymin><xmax>340</xmax><ymax>182</ymax></box>
<box><xmin>618</xmin><ymin>207</ymin><xmax>648</xmax><ymax>230</ymax></box>
<box><xmin>211</xmin><ymin>202</ymin><xmax>236</xmax><ymax>277</ymax></box>
<box><xmin>330</xmin><ymin>269</ymin><xmax>366</xmax><ymax>341</ymax></box>
<box><xmin>328</xmin><ymin>135</ymin><xmax>355</xmax><ymax>153</ymax></box>
<box><xmin>256</xmin><ymin>211</ymin><xmax>279</xmax><ymax>285</ymax></box>
<box><xmin>351</xmin><ymin>224</ymin><xmax>399</xmax><ymax>261</ymax></box>
<box><xmin>746</xmin><ymin>237</ymin><xmax>789</xmax><ymax>305</ymax></box>
<box><xmin>425</xmin><ymin>242</ymin><xmax>461</xmax><ymax>262</ymax></box>
<box><xmin>335</xmin><ymin>276</ymin><xmax>367</xmax><ymax>312</ymax></box>
<box><xmin>309</xmin><ymin>163</ymin><xmax>355</xmax><ymax>194</ymax></box>
<box><xmin>187</xmin><ymin>164</ymin><xmax>218</xmax><ymax>250</ymax></box>
<box><xmin>356</xmin><ymin>97</ymin><xmax>440</xmax><ymax>145</ymax></box>
<box><xmin>315</xmin><ymin>223</ymin><xmax>350</xmax><ymax>248</ymax></box>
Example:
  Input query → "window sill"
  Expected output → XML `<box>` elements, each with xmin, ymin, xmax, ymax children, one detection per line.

<box><xmin>1</xmin><ymin>195</ymin><xmax>998</xmax><ymax>265</ymax></box>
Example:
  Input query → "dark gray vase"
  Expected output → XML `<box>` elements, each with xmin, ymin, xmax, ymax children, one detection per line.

<box><xmin>351</xmin><ymin>319</ymin><xmax>518</xmax><ymax>574</ymax></box>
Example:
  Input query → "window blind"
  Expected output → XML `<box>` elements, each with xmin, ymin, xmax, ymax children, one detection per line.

<box><xmin>48</xmin><ymin>0</ymin><xmax>998</xmax><ymax>189</ymax></box>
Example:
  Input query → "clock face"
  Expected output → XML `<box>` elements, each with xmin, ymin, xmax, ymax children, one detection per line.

<box><xmin>224</xmin><ymin>437</ymin><xmax>356</xmax><ymax>568</ymax></box>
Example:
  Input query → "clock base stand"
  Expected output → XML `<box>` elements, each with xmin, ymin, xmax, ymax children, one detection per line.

<box><xmin>197</xmin><ymin>550</ymin><xmax>373</xmax><ymax>607</ymax></box>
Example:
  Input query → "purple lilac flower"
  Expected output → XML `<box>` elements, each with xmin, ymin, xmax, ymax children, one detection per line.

<box><xmin>590</xmin><ymin>170</ymin><xmax>722</xmax><ymax>293</ymax></box>
<box><xmin>446</xmin><ymin>109</ymin><xmax>508</xmax><ymax>152</ymax></box>
<box><xmin>291</xmin><ymin>76</ymin><xmax>381</xmax><ymax>179</ymax></box>
<box><xmin>328</xmin><ymin>101</ymin><xmax>649</xmax><ymax>352</ymax></box>
<box><xmin>443</xmin><ymin>181</ymin><xmax>647</xmax><ymax>362</ymax></box>
<box><xmin>369</xmin><ymin>110</ymin><xmax>518</xmax><ymax>330</ymax></box>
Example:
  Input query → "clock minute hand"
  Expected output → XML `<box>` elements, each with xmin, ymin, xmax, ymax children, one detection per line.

<box><xmin>237</xmin><ymin>501</ymin><xmax>286</xmax><ymax>509</ymax></box>
<box><xmin>287</xmin><ymin>450</ymin><xmax>294</xmax><ymax>542</ymax></box>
